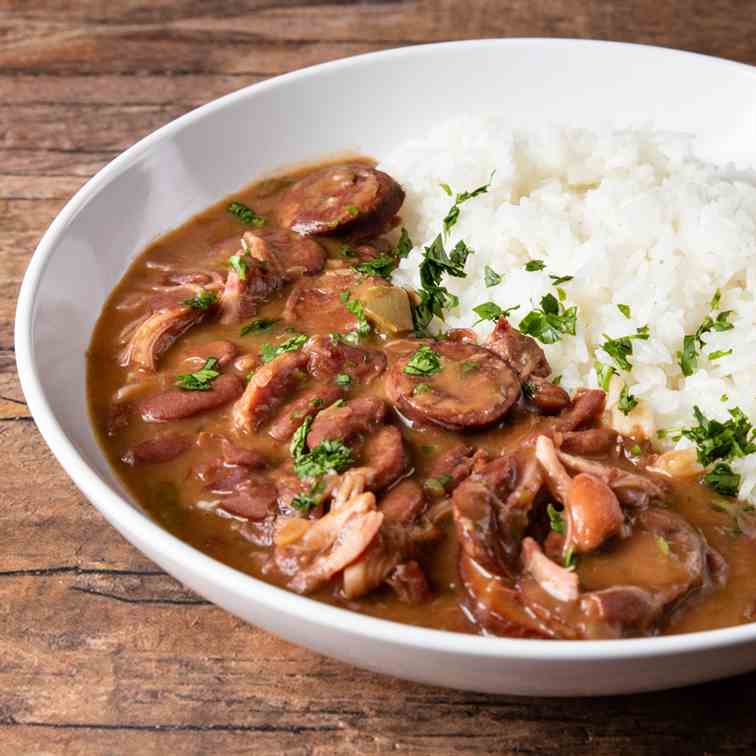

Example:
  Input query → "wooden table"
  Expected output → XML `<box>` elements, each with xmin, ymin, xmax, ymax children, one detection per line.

<box><xmin>3</xmin><ymin>2</ymin><xmax>756</xmax><ymax>753</ymax></box>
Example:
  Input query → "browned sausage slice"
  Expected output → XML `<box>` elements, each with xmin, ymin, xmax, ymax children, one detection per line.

<box><xmin>304</xmin><ymin>335</ymin><xmax>386</xmax><ymax>385</ymax></box>
<box><xmin>138</xmin><ymin>374</ymin><xmax>245</xmax><ymax>422</ymax></box>
<box><xmin>283</xmin><ymin>270</ymin><xmax>360</xmax><ymax>334</ymax></box>
<box><xmin>277</xmin><ymin>163</ymin><xmax>405</xmax><ymax>238</ymax></box>
<box><xmin>267</xmin><ymin>383</ymin><xmax>344</xmax><ymax>441</ymax></box>
<box><xmin>386</xmin><ymin>341</ymin><xmax>520</xmax><ymax>430</ymax></box>
<box><xmin>306</xmin><ymin>396</ymin><xmax>386</xmax><ymax>448</ymax></box>
<box><xmin>359</xmin><ymin>425</ymin><xmax>408</xmax><ymax>491</ymax></box>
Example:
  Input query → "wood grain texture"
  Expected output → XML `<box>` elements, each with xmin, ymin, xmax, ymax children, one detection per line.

<box><xmin>3</xmin><ymin>2</ymin><xmax>756</xmax><ymax>753</ymax></box>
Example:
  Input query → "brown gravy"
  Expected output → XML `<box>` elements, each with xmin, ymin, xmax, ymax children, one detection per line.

<box><xmin>87</xmin><ymin>158</ymin><xmax>756</xmax><ymax>638</ymax></box>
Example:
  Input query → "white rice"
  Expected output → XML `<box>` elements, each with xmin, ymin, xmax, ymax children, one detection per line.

<box><xmin>378</xmin><ymin>118</ymin><xmax>756</xmax><ymax>501</ymax></box>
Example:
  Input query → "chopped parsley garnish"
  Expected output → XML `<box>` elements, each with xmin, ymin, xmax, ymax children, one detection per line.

<box><xmin>461</xmin><ymin>360</ymin><xmax>480</xmax><ymax>374</ymax></box>
<box><xmin>403</xmin><ymin>345</ymin><xmax>442</xmax><ymax>376</ymax></box>
<box><xmin>549</xmin><ymin>274</ymin><xmax>574</xmax><ymax>286</ymax></box>
<box><xmin>547</xmin><ymin>503</ymin><xmax>564</xmax><ymax>534</ymax></box>
<box><xmin>240</xmin><ymin>318</ymin><xmax>278</xmax><ymax>336</ymax></box>
<box><xmin>708</xmin><ymin>349</ymin><xmax>733</xmax><ymax>361</ymax></box>
<box><xmin>599</xmin><ymin>326</ymin><xmax>649</xmax><ymax>371</ymax></box>
<box><xmin>227</xmin><ymin>201</ymin><xmax>265</xmax><ymax>227</ymax></box>
<box><xmin>563</xmin><ymin>545</ymin><xmax>576</xmax><ymax>570</ymax></box>
<box><xmin>594</xmin><ymin>361</ymin><xmax>617</xmax><ymax>391</ymax></box>
<box><xmin>721</xmin><ymin>394</ymin><xmax>729</xmax><ymax>403</ymax></box>
<box><xmin>182</xmin><ymin>289</ymin><xmax>217</xmax><ymax>310</ymax></box>
<box><xmin>518</xmin><ymin>293</ymin><xmax>577</xmax><ymax>345</ymax></box>
<box><xmin>339</xmin><ymin>244</ymin><xmax>356</xmax><ymax>258</ymax></box>
<box><xmin>618</xmin><ymin>383</ymin><xmax>639</xmax><ymax>415</ymax></box>
<box><xmin>335</xmin><ymin>373</ymin><xmax>352</xmax><ymax>387</ymax></box>
<box><xmin>484</xmin><ymin>265</ymin><xmax>502</xmax><ymax>288</ymax></box>
<box><xmin>617</xmin><ymin>304</ymin><xmax>631</xmax><ymax>319</ymax></box>
<box><xmin>440</xmin><ymin>182</ymin><xmax>453</xmax><ymax>196</ymax></box>
<box><xmin>228</xmin><ymin>252</ymin><xmax>252</xmax><ymax>280</ymax></box>
<box><xmin>677</xmin><ymin>290</ymin><xmax>735</xmax><ymax>376</ymax></box>
<box><xmin>353</xmin><ymin>227</ymin><xmax>413</xmax><ymax>281</ymax></box>
<box><xmin>340</xmin><ymin>291</ymin><xmax>371</xmax><ymax>337</ymax></box>
<box><xmin>413</xmin><ymin>382</ymin><xmax>432</xmax><ymax>395</ymax></box>
<box><xmin>630</xmin><ymin>444</ymin><xmax>643</xmax><ymax>457</ymax></box>
<box><xmin>472</xmin><ymin>301</ymin><xmax>519</xmax><ymax>325</ymax></box>
<box><xmin>441</xmin><ymin>172</ymin><xmax>495</xmax><ymax>234</ymax></box>
<box><xmin>704</xmin><ymin>463</ymin><xmax>741</xmax><ymax>497</ymax></box>
<box><xmin>260</xmin><ymin>333</ymin><xmax>308</xmax><ymax>364</ymax></box>
<box><xmin>412</xmin><ymin>235</ymin><xmax>472</xmax><ymax>333</ymax></box>
<box><xmin>424</xmin><ymin>474</ymin><xmax>453</xmax><ymax>497</ymax></box>
<box><xmin>679</xmin><ymin>405</ymin><xmax>756</xmax><ymax>497</ymax></box>
<box><xmin>681</xmin><ymin>406</ymin><xmax>756</xmax><ymax>467</ymax></box>
<box><xmin>346</xmin><ymin>205</ymin><xmax>360</xmax><ymax>217</ymax></box>
<box><xmin>175</xmin><ymin>357</ymin><xmax>220</xmax><ymax>391</ymax></box>
<box><xmin>655</xmin><ymin>535</ymin><xmax>670</xmax><ymax>557</ymax></box>
<box><xmin>525</xmin><ymin>259</ymin><xmax>546</xmax><ymax>272</ymax></box>
<box><xmin>293</xmin><ymin>437</ymin><xmax>353</xmax><ymax>480</ymax></box>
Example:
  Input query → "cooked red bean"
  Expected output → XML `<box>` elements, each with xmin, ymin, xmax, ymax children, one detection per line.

<box><xmin>138</xmin><ymin>374</ymin><xmax>244</xmax><ymax>422</ymax></box>
<box><xmin>485</xmin><ymin>317</ymin><xmax>550</xmax><ymax>382</ymax></box>
<box><xmin>360</xmin><ymin>425</ymin><xmax>408</xmax><ymax>491</ymax></box>
<box><xmin>304</xmin><ymin>335</ymin><xmax>386</xmax><ymax>385</ymax></box>
<box><xmin>121</xmin><ymin>433</ymin><xmax>193</xmax><ymax>465</ymax></box>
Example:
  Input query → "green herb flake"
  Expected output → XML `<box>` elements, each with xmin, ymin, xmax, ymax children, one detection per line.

<box><xmin>678</xmin><ymin>290</ymin><xmax>735</xmax><ymax>376</ymax></box>
<box><xmin>339</xmin><ymin>244</ymin><xmax>356</xmax><ymax>258</ymax></box>
<box><xmin>461</xmin><ymin>361</ymin><xmax>480</xmax><ymax>374</ymax></box>
<box><xmin>346</xmin><ymin>205</ymin><xmax>360</xmax><ymax>217</ymax></box>
<box><xmin>525</xmin><ymin>259</ymin><xmax>546</xmax><ymax>272</ymax></box>
<box><xmin>594</xmin><ymin>361</ymin><xmax>617</xmax><ymax>392</ymax></box>
<box><xmin>563</xmin><ymin>545</ymin><xmax>576</xmax><ymax>570</ymax></box>
<box><xmin>708</xmin><ymin>348</ymin><xmax>733</xmax><ymax>361</ymax></box>
<box><xmin>440</xmin><ymin>182</ymin><xmax>453</xmax><ymax>197</ymax></box>
<box><xmin>240</xmin><ymin>318</ymin><xmax>279</xmax><ymax>336</ymax></box>
<box><xmin>518</xmin><ymin>293</ymin><xmax>577</xmax><ymax>345</ymax></box>
<box><xmin>484</xmin><ymin>265</ymin><xmax>503</xmax><ymax>288</ymax></box>
<box><xmin>630</xmin><ymin>444</ymin><xmax>643</xmax><ymax>457</ymax></box>
<box><xmin>182</xmin><ymin>289</ymin><xmax>217</xmax><ymax>310</ymax></box>
<box><xmin>404</xmin><ymin>345</ymin><xmax>442</xmax><ymax>376</ymax></box>
<box><xmin>721</xmin><ymin>394</ymin><xmax>729</xmax><ymax>403</ymax></box>
<box><xmin>260</xmin><ymin>333</ymin><xmax>308</xmax><ymax>364</ymax></box>
<box><xmin>441</xmin><ymin>172</ymin><xmax>495</xmax><ymax>235</ymax></box>
<box><xmin>227</xmin><ymin>201</ymin><xmax>265</xmax><ymax>227</ymax></box>
<box><xmin>293</xmin><ymin>439</ymin><xmax>353</xmax><ymax>480</ymax></box>
<box><xmin>600</xmin><ymin>326</ymin><xmax>650</xmax><ymax>371</ymax></box>
<box><xmin>175</xmin><ymin>357</ymin><xmax>220</xmax><ymax>391</ymax></box>
<box><xmin>655</xmin><ymin>535</ymin><xmax>671</xmax><ymax>557</ymax></box>
<box><xmin>617</xmin><ymin>304</ymin><xmax>631</xmax><ymax>319</ymax></box>
<box><xmin>335</xmin><ymin>373</ymin><xmax>352</xmax><ymax>387</ymax></box>
<box><xmin>228</xmin><ymin>253</ymin><xmax>251</xmax><ymax>280</ymax></box>
<box><xmin>340</xmin><ymin>291</ymin><xmax>371</xmax><ymax>337</ymax></box>
<box><xmin>681</xmin><ymin>405</ymin><xmax>756</xmax><ymax>467</ymax></box>
<box><xmin>472</xmin><ymin>301</ymin><xmax>519</xmax><ymax>325</ymax></box>
<box><xmin>413</xmin><ymin>382</ymin><xmax>432</xmax><ymax>395</ymax></box>
<box><xmin>522</xmin><ymin>382</ymin><xmax>536</xmax><ymax>400</ymax></box>
<box><xmin>704</xmin><ymin>462</ymin><xmax>741</xmax><ymax>497</ymax></box>
<box><xmin>618</xmin><ymin>383</ymin><xmax>639</xmax><ymax>415</ymax></box>
<box><xmin>547</xmin><ymin>503</ymin><xmax>565</xmax><ymax>534</ymax></box>
<box><xmin>550</xmin><ymin>274</ymin><xmax>574</xmax><ymax>286</ymax></box>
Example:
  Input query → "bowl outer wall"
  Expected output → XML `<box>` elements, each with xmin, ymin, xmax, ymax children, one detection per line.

<box><xmin>14</xmin><ymin>38</ymin><xmax>756</xmax><ymax>696</ymax></box>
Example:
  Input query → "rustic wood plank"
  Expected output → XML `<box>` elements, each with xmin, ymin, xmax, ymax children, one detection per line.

<box><xmin>3</xmin><ymin>1</ymin><xmax>756</xmax><ymax>753</ymax></box>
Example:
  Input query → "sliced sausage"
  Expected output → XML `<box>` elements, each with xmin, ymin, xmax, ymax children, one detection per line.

<box><xmin>121</xmin><ymin>433</ymin><xmax>192</xmax><ymax>465</ymax></box>
<box><xmin>267</xmin><ymin>384</ymin><xmax>344</xmax><ymax>441</ymax></box>
<box><xmin>307</xmin><ymin>396</ymin><xmax>386</xmax><ymax>448</ymax></box>
<box><xmin>232</xmin><ymin>350</ymin><xmax>308</xmax><ymax>433</ymax></box>
<box><xmin>379</xmin><ymin>479</ymin><xmax>426</xmax><ymax>524</ymax></box>
<box><xmin>386</xmin><ymin>341</ymin><xmax>520</xmax><ymax>430</ymax></box>
<box><xmin>138</xmin><ymin>374</ymin><xmax>244</xmax><ymax>422</ymax></box>
<box><xmin>277</xmin><ymin>163</ymin><xmax>405</xmax><ymax>238</ymax></box>
<box><xmin>359</xmin><ymin>425</ymin><xmax>408</xmax><ymax>491</ymax></box>
<box><xmin>304</xmin><ymin>335</ymin><xmax>386</xmax><ymax>384</ymax></box>
<box><xmin>486</xmin><ymin>317</ymin><xmax>550</xmax><ymax>382</ymax></box>
<box><xmin>283</xmin><ymin>270</ymin><xmax>360</xmax><ymax>334</ymax></box>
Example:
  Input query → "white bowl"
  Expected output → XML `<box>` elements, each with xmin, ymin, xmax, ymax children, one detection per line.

<box><xmin>16</xmin><ymin>39</ymin><xmax>756</xmax><ymax>696</ymax></box>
